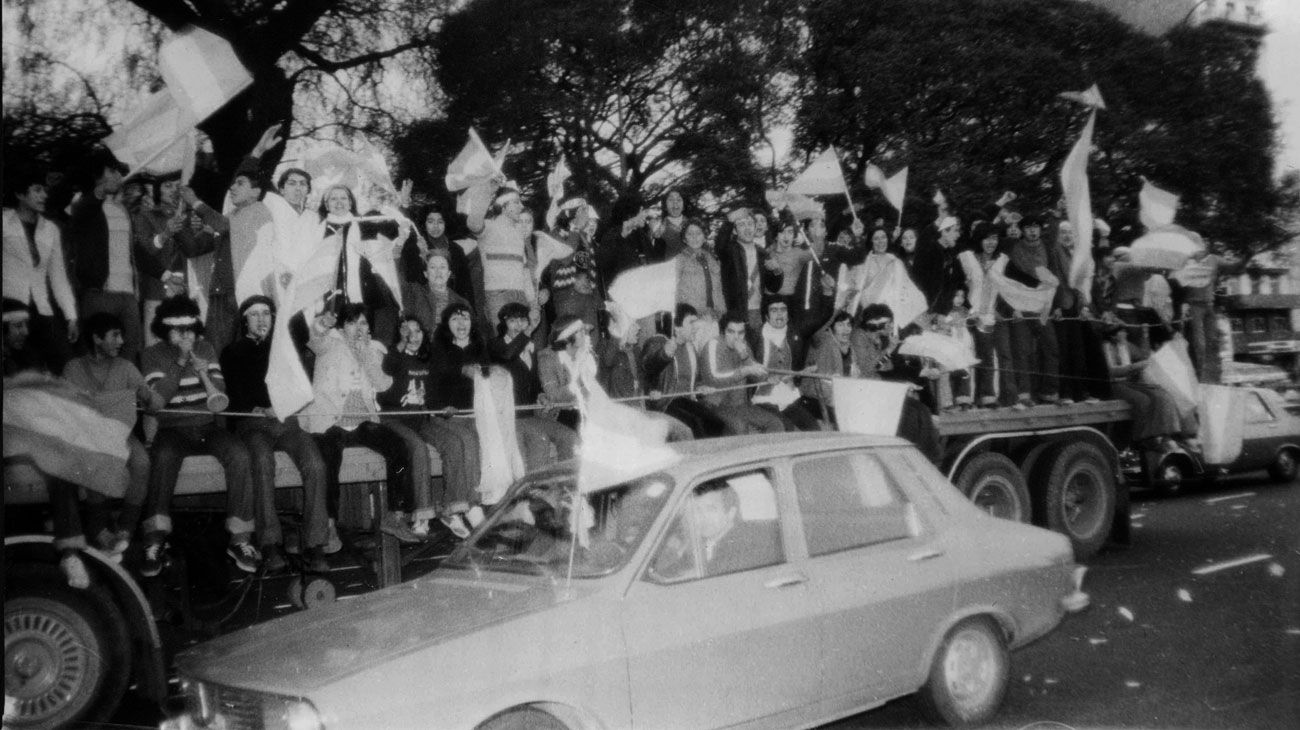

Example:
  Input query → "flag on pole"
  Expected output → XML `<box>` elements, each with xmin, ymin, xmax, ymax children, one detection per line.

<box><xmin>534</xmin><ymin>231</ymin><xmax>575</xmax><ymax>281</ymax></box>
<box><xmin>831</xmin><ymin>378</ymin><xmax>910</xmax><ymax>436</ymax></box>
<box><xmin>3</xmin><ymin>374</ymin><xmax>131</xmax><ymax>498</ymax></box>
<box><xmin>864</xmin><ymin>164</ymin><xmax>908</xmax><ymax>212</ymax></box>
<box><xmin>158</xmin><ymin>25</ymin><xmax>254</xmax><ymax>123</ymax></box>
<box><xmin>788</xmin><ymin>148</ymin><xmax>850</xmax><ymax>197</ymax></box>
<box><xmin>607</xmin><ymin>260</ymin><xmax>679</xmax><ymax>319</ymax></box>
<box><xmin>445</xmin><ymin>128</ymin><xmax>501</xmax><ymax>192</ymax></box>
<box><xmin>764</xmin><ymin>189</ymin><xmax>823</xmax><ymax>221</ymax></box>
<box><xmin>1061</xmin><ymin>108</ymin><xmax>1097</xmax><ymax>295</ymax></box>
<box><xmin>544</xmin><ymin>156</ymin><xmax>571</xmax><ymax>229</ymax></box>
<box><xmin>576</xmin><ymin>377</ymin><xmax>678</xmax><ymax>495</ymax></box>
<box><xmin>103</xmin><ymin>90</ymin><xmax>198</xmax><ymax>180</ymax></box>
<box><xmin>1058</xmin><ymin>83</ymin><xmax>1107</xmax><ymax>110</ymax></box>
<box><xmin>1139</xmin><ymin>178</ymin><xmax>1179</xmax><ymax>230</ymax></box>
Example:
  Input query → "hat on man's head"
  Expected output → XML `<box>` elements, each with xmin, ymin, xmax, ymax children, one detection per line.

<box><xmin>726</xmin><ymin>207</ymin><xmax>752</xmax><ymax>225</ymax></box>
<box><xmin>937</xmin><ymin>216</ymin><xmax>960</xmax><ymax>232</ymax></box>
<box><xmin>239</xmin><ymin>294</ymin><xmax>276</xmax><ymax>317</ymax></box>
<box><xmin>2</xmin><ymin>297</ymin><xmax>30</xmax><ymax>324</ymax></box>
<box><xmin>493</xmin><ymin>184</ymin><xmax>521</xmax><ymax>204</ymax></box>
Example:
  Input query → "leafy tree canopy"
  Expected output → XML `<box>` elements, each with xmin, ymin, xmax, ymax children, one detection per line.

<box><xmin>795</xmin><ymin>0</ymin><xmax>1296</xmax><ymax>255</ymax></box>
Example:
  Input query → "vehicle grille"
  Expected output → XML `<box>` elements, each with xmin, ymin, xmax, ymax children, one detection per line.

<box><xmin>209</xmin><ymin>685</ymin><xmax>270</xmax><ymax>730</ymax></box>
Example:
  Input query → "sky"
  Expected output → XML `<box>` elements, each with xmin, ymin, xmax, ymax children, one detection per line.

<box><xmin>1259</xmin><ymin>0</ymin><xmax>1300</xmax><ymax>179</ymax></box>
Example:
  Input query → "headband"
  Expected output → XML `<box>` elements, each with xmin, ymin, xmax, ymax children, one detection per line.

<box><xmin>2</xmin><ymin>310</ymin><xmax>30</xmax><ymax>324</ymax></box>
<box><xmin>162</xmin><ymin>315</ymin><xmax>200</xmax><ymax>327</ymax></box>
<box><xmin>555</xmin><ymin>319</ymin><xmax>584</xmax><ymax>342</ymax></box>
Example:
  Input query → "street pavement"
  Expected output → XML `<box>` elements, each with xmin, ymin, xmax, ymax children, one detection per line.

<box><xmin>828</xmin><ymin>474</ymin><xmax>1300</xmax><ymax>729</ymax></box>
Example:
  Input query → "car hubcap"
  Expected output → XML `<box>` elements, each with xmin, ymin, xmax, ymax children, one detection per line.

<box><xmin>1278</xmin><ymin>452</ymin><xmax>1295</xmax><ymax>475</ymax></box>
<box><xmin>4</xmin><ymin>610</ymin><xmax>90</xmax><ymax>722</ymax></box>
<box><xmin>972</xmin><ymin>479</ymin><xmax>1019</xmax><ymax>521</ymax></box>
<box><xmin>1160</xmin><ymin>465</ymin><xmax>1183</xmax><ymax>485</ymax></box>
<box><xmin>1063</xmin><ymin>471</ymin><xmax>1104</xmax><ymax>535</ymax></box>
<box><xmin>944</xmin><ymin>629</ymin><xmax>997</xmax><ymax>707</ymax></box>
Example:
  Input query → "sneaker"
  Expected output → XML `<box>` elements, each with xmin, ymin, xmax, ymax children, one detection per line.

<box><xmin>227</xmin><ymin>541</ymin><xmax>262</xmax><ymax>573</ymax></box>
<box><xmin>465</xmin><ymin>505</ymin><xmax>486</xmax><ymax>528</ymax></box>
<box><xmin>411</xmin><ymin>518</ymin><xmax>431</xmax><ymax>540</ymax></box>
<box><xmin>380</xmin><ymin>512</ymin><xmax>422</xmax><ymax>544</ymax></box>
<box><xmin>140</xmin><ymin>537</ymin><xmax>167</xmax><ymax>578</ymax></box>
<box><xmin>324</xmin><ymin>519</ymin><xmax>342</xmax><ymax>555</ymax></box>
<box><xmin>60</xmin><ymin>552</ymin><xmax>90</xmax><ymax>589</ymax></box>
<box><xmin>303</xmin><ymin>547</ymin><xmax>330</xmax><ymax>574</ymax></box>
<box><xmin>440</xmin><ymin>514</ymin><xmax>471</xmax><ymax>540</ymax></box>
<box><xmin>262</xmin><ymin>544</ymin><xmax>287</xmax><ymax>574</ymax></box>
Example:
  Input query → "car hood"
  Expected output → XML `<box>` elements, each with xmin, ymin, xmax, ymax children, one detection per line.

<box><xmin>176</xmin><ymin>570</ymin><xmax>597</xmax><ymax>692</ymax></box>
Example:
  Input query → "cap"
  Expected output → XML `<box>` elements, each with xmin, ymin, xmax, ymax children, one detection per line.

<box><xmin>239</xmin><ymin>294</ymin><xmax>276</xmax><ymax>317</ymax></box>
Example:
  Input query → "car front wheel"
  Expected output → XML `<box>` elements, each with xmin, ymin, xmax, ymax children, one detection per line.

<box><xmin>477</xmin><ymin>706</ymin><xmax>570</xmax><ymax>730</ymax></box>
<box><xmin>916</xmin><ymin>617</ymin><xmax>1009</xmax><ymax>726</ymax></box>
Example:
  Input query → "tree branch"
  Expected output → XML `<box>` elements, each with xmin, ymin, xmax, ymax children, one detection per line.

<box><xmin>293</xmin><ymin>37</ymin><xmax>433</xmax><ymax>73</ymax></box>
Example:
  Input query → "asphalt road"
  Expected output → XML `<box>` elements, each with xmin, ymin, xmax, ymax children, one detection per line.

<box><xmin>99</xmin><ymin>474</ymin><xmax>1299</xmax><ymax>730</ymax></box>
<box><xmin>827</xmin><ymin>474</ymin><xmax>1300</xmax><ymax>730</ymax></box>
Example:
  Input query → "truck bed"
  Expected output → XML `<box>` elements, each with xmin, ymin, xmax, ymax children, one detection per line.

<box><xmin>933</xmin><ymin>399</ymin><xmax>1133</xmax><ymax>437</ymax></box>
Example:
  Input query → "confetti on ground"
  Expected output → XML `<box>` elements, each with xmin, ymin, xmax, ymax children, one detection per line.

<box><xmin>1044</xmin><ymin>677</ymin><xmax>1059</xmax><ymax>685</ymax></box>
<box><xmin>1286</xmin><ymin>629</ymin><xmax>1300</xmax><ymax>636</ymax></box>
<box><xmin>1230</xmin><ymin>504</ymin><xmax>1247</xmax><ymax>510</ymax></box>
<box><xmin>1118</xmin><ymin>606</ymin><xmax>1135</xmax><ymax>621</ymax></box>
<box><xmin>1089</xmin><ymin>637</ymin><xmax>1109</xmax><ymax>645</ymax></box>
<box><xmin>1204</xmin><ymin>492</ymin><xmax>1255</xmax><ymax>504</ymax></box>
<box><xmin>1192</xmin><ymin>553</ymin><xmax>1274</xmax><ymax>575</ymax></box>
<box><xmin>1125</xmin><ymin>680</ymin><xmax>1142</xmax><ymax>689</ymax></box>
<box><xmin>1268</xmin><ymin>562</ymin><xmax>1285</xmax><ymax>577</ymax></box>
<box><xmin>1177</xmin><ymin>589</ymin><xmax>1192</xmax><ymax>602</ymax></box>
<box><xmin>1132</xmin><ymin>523</ymin><xmax>1144</xmax><ymax>529</ymax></box>
<box><xmin>1023</xmin><ymin>674</ymin><xmax>1033</xmax><ymax>682</ymax></box>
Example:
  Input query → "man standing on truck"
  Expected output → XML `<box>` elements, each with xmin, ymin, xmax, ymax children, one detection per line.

<box><xmin>221</xmin><ymin>295</ymin><xmax>332</xmax><ymax>573</ymax></box>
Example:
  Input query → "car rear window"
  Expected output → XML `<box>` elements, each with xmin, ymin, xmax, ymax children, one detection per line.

<box><xmin>792</xmin><ymin>451</ymin><xmax>912</xmax><ymax>556</ymax></box>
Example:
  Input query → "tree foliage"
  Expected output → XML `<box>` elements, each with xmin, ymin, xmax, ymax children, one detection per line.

<box><xmin>412</xmin><ymin>0</ymin><xmax>803</xmax><ymax>215</ymax></box>
<box><xmin>796</xmin><ymin>0</ymin><xmax>1296</xmax><ymax>255</ymax></box>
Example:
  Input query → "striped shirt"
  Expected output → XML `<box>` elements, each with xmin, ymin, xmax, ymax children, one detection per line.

<box><xmin>141</xmin><ymin>339</ymin><xmax>224</xmax><ymax>430</ymax></box>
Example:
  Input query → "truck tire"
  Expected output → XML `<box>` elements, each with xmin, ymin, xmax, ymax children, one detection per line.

<box><xmin>955</xmin><ymin>452</ymin><xmax>1031</xmax><ymax>523</ymax></box>
<box><xmin>4</xmin><ymin>564</ymin><xmax>132</xmax><ymax>728</ymax></box>
<box><xmin>1037</xmin><ymin>441</ymin><xmax>1116</xmax><ymax>560</ymax></box>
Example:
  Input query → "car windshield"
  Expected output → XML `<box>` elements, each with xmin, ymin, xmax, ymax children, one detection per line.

<box><xmin>442</xmin><ymin>470</ymin><xmax>676</xmax><ymax>579</ymax></box>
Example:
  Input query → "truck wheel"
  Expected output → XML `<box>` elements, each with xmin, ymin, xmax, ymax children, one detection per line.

<box><xmin>955</xmin><ymin>453</ymin><xmax>1031</xmax><ymax>523</ymax></box>
<box><xmin>1154</xmin><ymin>456</ymin><xmax>1194</xmax><ymax>497</ymax></box>
<box><xmin>915</xmin><ymin>616</ymin><xmax>1009</xmax><ymax>727</ymax></box>
<box><xmin>1267</xmin><ymin>448</ymin><xmax>1299</xmax><ymax>483</ymax></box>
<box><xmin>1038</xmin><ymin>442</ymin><xmax>1116</xmax><ymax>560</ymax></box>
<box><xmin>4</xmin><ymin>567</ymin><xmax>131</xmax><ymax>728</ymax></box>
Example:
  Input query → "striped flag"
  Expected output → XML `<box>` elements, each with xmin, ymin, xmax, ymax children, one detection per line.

<box><xmin>158</xmin><ymin>25</ymin><xmax>254</xmax><ymax>123</ymax></box>
<box><xmin>1061</xmin><ymin>109</ymin><xmax>1097</xmax><ymax>295</ymax></box>
<box><xmin>3</xmin><ymin>374</ymin><xmax>130</xmax><ymax>498</ymax></box>
<box><xmin>103</xmin><ymin>90</ymin><xmax>198</xmax><ymax>180</ymax></box>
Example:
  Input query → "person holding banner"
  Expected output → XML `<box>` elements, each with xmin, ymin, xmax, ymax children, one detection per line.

<box><xmin>139</xmin><ymin>296</ymin><xmax>261</xmax><ymax>576</ymax></box>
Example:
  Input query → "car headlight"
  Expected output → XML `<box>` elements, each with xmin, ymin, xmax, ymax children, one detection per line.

<box><xmin>285</xmin><ymin>700</ymin><xmax>324</xmax><ymax>730</ymax></box>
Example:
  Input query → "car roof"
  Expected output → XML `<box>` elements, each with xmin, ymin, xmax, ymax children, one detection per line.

<box><xmin>667</xmin><ymin>432</ymin><xmax>909</xmax><ymax>469</ymax></box>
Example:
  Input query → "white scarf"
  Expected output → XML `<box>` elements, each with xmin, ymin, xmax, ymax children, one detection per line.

<box><xmin>760</xmin><ymin>323</ymin><xmax>788</xmax><ymax>367</ymax></box>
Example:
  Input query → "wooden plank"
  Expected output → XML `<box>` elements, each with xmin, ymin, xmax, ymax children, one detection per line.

<box><xmin>934</xmin><ymin>400</ymin><xmax>1132</xmax><ymax>437</ymax></box>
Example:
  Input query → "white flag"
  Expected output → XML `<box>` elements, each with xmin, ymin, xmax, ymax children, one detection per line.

<box><xmin>544</xmin><ymin>156</ymin><xmax>571</xmax><ymax>229</ymax></box>
<box><xmin>788</xmin><ymin>148</ymin><xmax>849</xmax><ymax>197</ymax></box>
<box><xmin>445</xmin><ymin>128</ymin><xmax>501</xmax><ymax>192</ymax></box>
<box><xmin>1139</xmin><ymin>178</ymin><xmax>1179</xmax><ymax>230</ymax></box>
<box><xmin>1058</xmin><ymin>83</ymin><xmax>1107</xmax><ymax>110</ymax></box>
<box><xmin>103</xmin><ymin>90</ymin><xmax>197</xmax><ymax>179</ymax></box>
<box><xmin>607</xmin><ymin>260</ymin><xmax>678</xmax><ymax>319</ymax></box>
<box><xmin>533</xmin><ymin>231</ymin><xmax>575</xmax><ymax>281</ymax></box>
<box><xmin>1061</xmin><ymin>109</ymin><xmax>1097</xmax><ymax>295</ymax></box>
<box><xmin>832</xmin><ymin>378</ymin><xmax>910</xmax><ymax>436</ymax></box>
<box><xmin>864</xmin><ymin>164</ymin><xmax>908</xmax><ymax>212</ymax></box>
<box><xmin>158</xmin><ymin>25</ymin><xmax>254</xmax><ymax>123</ymax></box>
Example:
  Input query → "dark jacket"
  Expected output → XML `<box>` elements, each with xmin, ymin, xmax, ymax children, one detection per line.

<box><xmin>219</xmin><ymin>334</ymin><xmax>272</xmax><ymax>418</ymax></box>
<box><xmin>67</xmin><ymin>194</ymin><xmax>165</xmax><ymax>293</ymax></box>
<box><xmin>716</xmin><ymin>236</ymin><xmax>783</xmax><ymax>317</ymax></box>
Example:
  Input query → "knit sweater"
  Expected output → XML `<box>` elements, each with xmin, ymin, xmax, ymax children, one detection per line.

<box><xmin>141</xmin><ymin>340</ymin><xmax>224</xmax><ymax>430</ymax></box>
<box><xmin>63</xmin><ymin>355</ymin><xmax>160</xmax><ymax>427</ymax></box>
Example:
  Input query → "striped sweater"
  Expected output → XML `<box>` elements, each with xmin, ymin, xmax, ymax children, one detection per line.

<box><xmin>141</xmin><ymin>339</ymin><xmax>224</xmax><ymax>429</ymax></box>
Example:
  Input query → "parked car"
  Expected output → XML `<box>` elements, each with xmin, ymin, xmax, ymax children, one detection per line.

<box><xmin>1128</xmin><ymin>386</ymin><xmax>1300</xmax><ymax>496</ymax></box>
<box><xmin>166</xmin><ymin>433</ymin><xmax>1088</xmax><ymax>730</ymax></box>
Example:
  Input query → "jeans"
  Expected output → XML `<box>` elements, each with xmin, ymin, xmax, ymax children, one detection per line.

<box><xmin>236</xmin><ymin>417</ymin><xmax>329</xmax><ymax>550</ymax></box>
<box><xmin>515</xmin><ymin>415</ymin><xmax>579</xmax><ymax>471</ymax></box>
<box><xmin>312</xmin><ymin>421</ymin><xmax>415</xmax><ymax>517</ymax></box>
<box><xmin>1009</xmin><ymin>317</ymin><xmax>1059</xmax><ymax>403</ymax></box>
<box><xmin>1185</xmin><ymin>303</ymin><xmax>1221</xmax><ymax>384</ymax></box>
<box><xmin>419</xmin><ymin>416</ymin><xmax>480</xmax><ymax>513</ymax></box>
<box><xmin>143</xmin><ymin>422</ymin><xmax>255</xmax><ymax>538</ymax></box>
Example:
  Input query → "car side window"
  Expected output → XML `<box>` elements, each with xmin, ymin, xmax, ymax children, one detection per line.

<box><xmin>793</xmin><ymin>451</ymin><xmax>912</xmax><ymax>557</ymax></box>
<box><xmin>645</xmin><ymin>469</ymin><xmax>783</xmax><ymax>583</ymax></box>
<box><xmin>1245</xmin><ymin>393</ymin><xmax>1275</xmax><ymax>424</ymax></box>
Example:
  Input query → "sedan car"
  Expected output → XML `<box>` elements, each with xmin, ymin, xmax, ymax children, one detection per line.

<box><xmin>1132</xmin><ymin>386</ymin><xmax>1300</xmax><ymax>495</ymax></box>
<box><xmin>166</xmin><ymin>433</ymin><xmax>1088</xmax><ymax>730</ymax></box>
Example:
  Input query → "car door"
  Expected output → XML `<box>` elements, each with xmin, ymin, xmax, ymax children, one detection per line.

<box><xmin>621</xmin><ymin>466</ymin><xmax>822</xmax><ymax>729</ymax></box>
<box><xmin>787</xmin><ymin>449</ymin><xmax>956</xmax><ymax>705</ymax></box>
<box><xmin>1238</xmin><ymin>390</ymin><xmax>1283</xmax><ymax>469</ymax></box>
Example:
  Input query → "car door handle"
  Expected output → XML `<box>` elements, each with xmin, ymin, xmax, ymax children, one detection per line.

<box><xmin>908</xmin><ymin>549</ymin><xmax>945</xmax><ymax>562</ymax></box>
<box><xmin>764</xmin><ymin>573</ymin><xmax>808</xmax><ymax>589</ymax></box>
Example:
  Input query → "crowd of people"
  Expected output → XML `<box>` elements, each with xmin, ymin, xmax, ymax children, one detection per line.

<box><xmin>2</xmin><ymin>131</ymin><xmax>1220</xmax><ymax>588</ymax></box>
